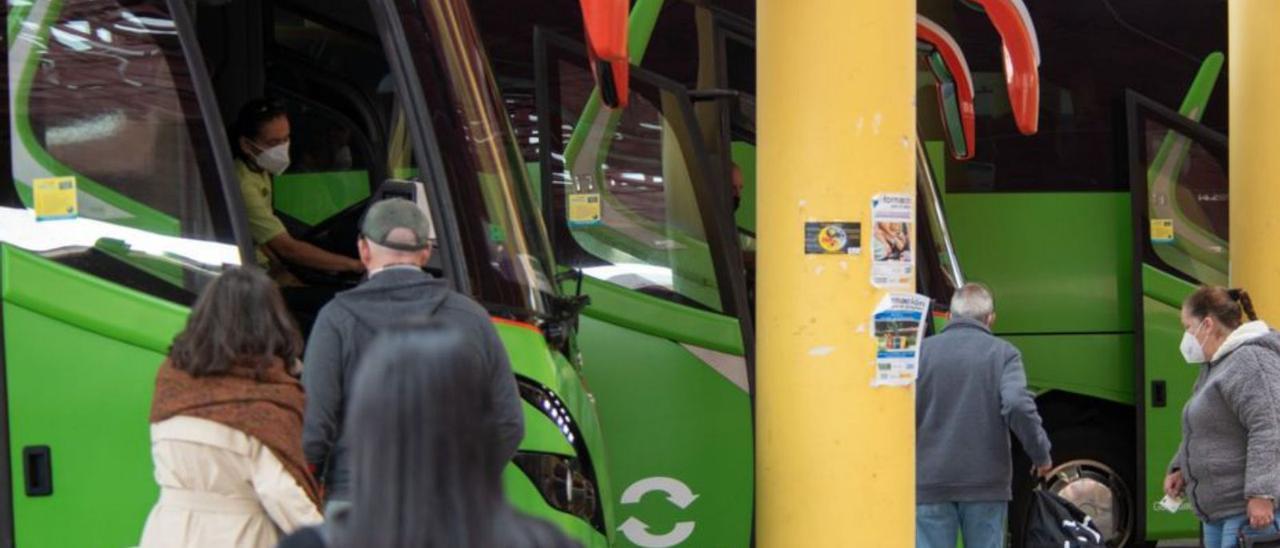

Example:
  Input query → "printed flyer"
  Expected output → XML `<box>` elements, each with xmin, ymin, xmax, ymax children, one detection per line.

<box><xmin>871</xmin><ymin>292</ymin><xmax>931</xmax><ymax>387</ymax></box>
<box><xmin>871</xmin><ymin>193</ymin><xmax>914</xmax><ymax>288</ymax></box>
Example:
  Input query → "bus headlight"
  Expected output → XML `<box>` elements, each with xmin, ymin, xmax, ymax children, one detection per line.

<box><xmin>515</xmin><ymin>376</ymin><xmax>605</xmax><ymax>532</ymax></box>
<box><xmin>513</xmin><ymin>452</ymin><xmax>600</xmax><ymax>526</ymax></box>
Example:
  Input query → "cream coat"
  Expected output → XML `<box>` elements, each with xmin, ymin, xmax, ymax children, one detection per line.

<box><xmin>139</xmin><ymin>416</ymin><xmax>323</xmax><ymax>548</ymax></box>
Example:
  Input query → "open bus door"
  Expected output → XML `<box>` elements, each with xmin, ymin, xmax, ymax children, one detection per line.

<box><xmin>1127</xmin><ymin>90</ymin><xmax>1228</xmax><ymax>542</ymax></box>
<box><xmin>534</xmin><ymin>29</ymin><xmax>755</xmax><ymax>548</ymax></box>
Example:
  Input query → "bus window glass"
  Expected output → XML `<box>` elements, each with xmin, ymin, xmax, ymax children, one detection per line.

<box><xmin>1141</xmin><ymin>120</ymin><xmax>1228</xmax><ymax>286</ymax></box>
<box><xmin>546</xmin><ymin>57</ymin><xmax>724</xmax><ymax>313</ymax></box>
<box><xmin>389</xmin><ymin>0</ymin><xmax>558</xmax><ymax>316</ymax></box>
<box><xmin>269</xmin><ymin>7</ymin><xmax>386</xmax><ymax>226</ymax></box>
<box><xmin>272</xmin><ymin>100</ymin><xmax>373</xmax><ymax>226</ymax></box>
<box><xmin>4</xmin><ymin>0</ymin><xmax>238</xmax><ymax>302</ymax></box>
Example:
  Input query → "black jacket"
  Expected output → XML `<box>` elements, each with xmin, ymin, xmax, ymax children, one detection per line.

<box><xmin>301</xmin><ymin>267</ymin><xmax>524</xmax><ymax>500</ymax></box>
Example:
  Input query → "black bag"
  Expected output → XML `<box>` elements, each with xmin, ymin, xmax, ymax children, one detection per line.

<box><xmin>1022</xmin><ymin>489</ymin><xmax>1106</xmax><ymax>548</ymax></box>
<box><xmin>1239</xmin><ymin>523</ymin><xmax>1280</xmax><ymax>547</ymax></box>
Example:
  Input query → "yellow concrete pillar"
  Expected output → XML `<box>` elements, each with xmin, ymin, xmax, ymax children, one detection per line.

<box><xmin>756</xmin><ymin>0</ymin><xmax>916</xmax><ymax>545</ymax></box>
<box><xmin>1229</xmin><ymin>0</ymin><xmax>1280</xmax><ymax>316</ymax></box>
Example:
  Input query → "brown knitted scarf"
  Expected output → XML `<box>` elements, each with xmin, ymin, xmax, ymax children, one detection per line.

<box><xmin>150</xmin><ymin>358</ymin><xmax>322</xmax><ymax>509</ymax></box>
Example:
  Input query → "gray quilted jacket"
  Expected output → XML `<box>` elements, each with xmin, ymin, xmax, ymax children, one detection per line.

<box><xmin>1170</xmin><ymin>322</ymin><xmax>1280</xmax><ymax>521</ymax></box>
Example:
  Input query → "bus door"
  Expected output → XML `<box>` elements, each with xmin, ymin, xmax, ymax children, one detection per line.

<box><xmin>534</xmin><ymin>30</ymin><xmax>754</xmax><ymax>548</ymax></box>
<box><xmin>1126</xmin><ymin>89</ymin><xmax>1228</xmax><ymax>541</ymax></box>
<box><xmin>0</xmin><ymin>1</ymin><xmax>249</xmax><ymax>545</ymax></box>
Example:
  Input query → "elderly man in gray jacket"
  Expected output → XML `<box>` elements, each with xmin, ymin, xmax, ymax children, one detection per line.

<box><xmin>301</xmin><ymin>199</ymin><xmax>524</xmax><ymax>510</ymax></box>
<box><xmin>916</xmin><ymin>283</ymin><xmax>1053</xmax><ymax>548</ymax></box>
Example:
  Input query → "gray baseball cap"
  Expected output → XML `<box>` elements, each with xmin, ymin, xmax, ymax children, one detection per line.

<box><xmin>360</xmin><ymin>198</ymin><xmax>432</xmax><ymax>251</ymax></box>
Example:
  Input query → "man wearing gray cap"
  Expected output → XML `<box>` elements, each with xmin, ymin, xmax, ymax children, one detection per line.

<box><xmin>301</xmin><ymin>198</ymin><xmax>524</xmax><ymax>509</ymax></box>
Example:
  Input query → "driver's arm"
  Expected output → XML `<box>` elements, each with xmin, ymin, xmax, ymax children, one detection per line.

<box><xmin>266</xmin><ymin>233</ymin><xmax>363</xmax><ymax>273</ymax></box>
<box><xmin>238</xmin><ymin>169</ymin><xmax>362</xmax><ymax>273</ymax></box>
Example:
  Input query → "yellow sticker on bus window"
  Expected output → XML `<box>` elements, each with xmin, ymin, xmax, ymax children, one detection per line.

<box><xmin>567</xmin><ymin>192</ymin><xmax>602</xmax><ymax>227</ymax></box>
<box><xmin>1151</xmin><ymin>218</ymin><xmax>1174</xmax><ymax>244</ymax></box>
<box><xmin>33</xmin><ymin>176</ymin><xmax>78</xmax><ymax>221</ymax></box>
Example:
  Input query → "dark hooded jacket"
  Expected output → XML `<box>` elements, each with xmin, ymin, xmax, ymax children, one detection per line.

<box><xmin>301</xmin><ymin>267</ymin><xmax>523</xmax><ymax>501</ymax></box>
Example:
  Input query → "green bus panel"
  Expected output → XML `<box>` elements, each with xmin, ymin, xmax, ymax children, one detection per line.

<box><xmin>5</xmin><ymin>304</ymin><xmax>163</xmax><ymax>547</ymax></box>
<box><xmin>945</xmin><ymin>193</ymin><xmax>1134</xmax><ymax>335</ymax></box>
<box><xmin>2</xmin><ymin>245</ymin><xmax>186</xmax><ymax>547</ymax></box>
<box><xmin>0</xmin><ymin>245</ymin><xmax>612</xmax><ymax>546</ymax></box>
<box><xmin>1139</xmin><ymin>295</ymin><xmax>1200</xmax><ymax>539</ymax></box>
<box><xmin>1008</xmin><ymin>333</ymin><xmax>1134</xmax><ymax>405</ymax></box>
<box><xmin>576</xmin><ymin>314</ymin><xmax>752</xmax><ymax>548</ymax></box>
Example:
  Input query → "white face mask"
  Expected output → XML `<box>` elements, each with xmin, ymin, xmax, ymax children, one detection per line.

<box><xmin>1180</xmin><ymin>320</ymin><xmax>1208</xmax><ymax>364</ymax></box>
<box><xmin>253</xmin><ymin>140</ymin><xmax>290</xmax><ymax>175</ymax></box>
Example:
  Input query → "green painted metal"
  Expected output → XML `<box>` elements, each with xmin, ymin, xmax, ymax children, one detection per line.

<box><xmin>273</xmin><ymin>171</ymin><xmax>370</xmax><ymax>226</ymax></box>
<box><xmin>1</xmin><ymin>245</ymin><xmax>613</xmax><ymax>545</ymax></box>
<box><xmin>4</xmin><ymin>302</ymin><xmax>164</xmax><ymax>547</ymax></box>
<box><xmin>1142</xmin><ymin>265</ymin><xmax>1195</xmax><ymax>311</ymax></box>
<box><xmin>1009</xmin><ymin>333</ymin><xmax>1134</xmax><ymax>405</ymax></box>
<box><xmin>945</xmin><ymin>192</ymin><xmax>1135</xmax><ymax>335</ymax></box>
<box><xmin>574</xmin><ymin>276</ymin><xmax>744</xmax><ymax>355</ymax></box>
<box><xmin>1139</xmin><ymin>296</ymin><xmax>1200</xmax><ymax>538</ymax></box>
<box><xmin>1</xmin><ymin>246</ymin><xmax>187</xmax><ymax>354</ymax></box>
<box><xmin>576</xmin><ymin>314</ymin><xmax>753</xmax><ymax>548</ymax></box>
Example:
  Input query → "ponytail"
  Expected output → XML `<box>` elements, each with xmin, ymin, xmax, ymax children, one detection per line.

<box><xmin>1229</xmin><ymin>289</ymin><xmax>1259</xmax><ymax>322</ymax></box>
<box><xmin>1186</xmin><ymin>286</ymin><xmax>1254</xmax><ymax>330</ymax></box>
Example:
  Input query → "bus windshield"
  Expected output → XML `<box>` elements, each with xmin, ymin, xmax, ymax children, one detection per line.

<box><xmin>387</xmin><ymin>0</ymin><xmax>557</xmax><ymax>317</ymax></box>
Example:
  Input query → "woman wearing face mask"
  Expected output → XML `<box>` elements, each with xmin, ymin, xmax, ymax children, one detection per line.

<box><xmin>230</xmin><ymin>99</ymin><xmax>363</xmax><ymax>278</ymax></box>
<box><xmin>1164</xmin><ymin>286</ymin><xmax>1280</xmax><ymax>548</ymax></box>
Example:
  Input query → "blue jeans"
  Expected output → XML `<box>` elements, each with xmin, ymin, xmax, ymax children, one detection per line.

<box><xmin>917</xmin><ymin>501</ymin><xmax>1007</xmax><ymax>548</ymax></box>
<box><xmin>1203</xmin><ymin>511</ymin><xmax>1280</xmax><ymax>548</ymax></box>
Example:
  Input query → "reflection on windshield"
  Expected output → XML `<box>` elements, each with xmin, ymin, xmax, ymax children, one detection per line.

<box><xmin>0</xmin><ymin>206</ymin><xmax>240</xmax><ymax>270</ymax></box>
<box><xmin>393</xmin><ymin>0</ymin><xmax>557</xmax><ymax>316</ymax></box>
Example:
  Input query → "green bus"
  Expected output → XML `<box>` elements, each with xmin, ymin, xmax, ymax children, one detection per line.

<box><xmin>0</xmin><ymin>0</ymin><xmax>615</xmax><ymax>545</ymax></box>
<box><xmin>476</xmin><ymin>0</ymin><xmax>1229</xmax><ymax>545</ymax></box>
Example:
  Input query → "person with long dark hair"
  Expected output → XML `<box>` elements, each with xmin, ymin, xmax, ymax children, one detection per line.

<box><xmin>1164</xmin><ymin>286</ymin><xmax>1280</xmax><ymax>548</ymax></box>
<box><xmin>140</xmin><ymin>268</ymin><xmax>323</xmax><ymax>548</ymax></box>
<box><xmin>279</xmin><ymin>325</ymin><xmax>577</xmax><ymax>548</ymax></box>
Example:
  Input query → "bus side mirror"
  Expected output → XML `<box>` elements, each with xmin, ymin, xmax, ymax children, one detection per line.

<box><xmin>578</xmin><ymin>0</ymin><xmax>630</xmax><ymax>108</ymax></box>
<box><xmin>917</xmin><ymin>15</ymin><xmax>977</xmax><ymax>160</ymax></box>
<box><xmin>969</xmin><ymin>0</ymin><xmax>1041</xmax><ymax>135</ymax></box>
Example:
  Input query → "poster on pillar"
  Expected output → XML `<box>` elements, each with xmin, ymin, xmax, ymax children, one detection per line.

<box><xmin>870</xmin><ymin>193</ymin><xmax>914</xmax><ymax>288</ymax></box>
<box><xmin>871</xmin><ymin>293</ymin><xmax>930</xmax><ymax>387</ymax></box>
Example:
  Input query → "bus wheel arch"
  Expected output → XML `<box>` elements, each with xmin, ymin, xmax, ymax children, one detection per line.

<box><xmin>1009</xmin><ymin>390</ymin><xmax>1148</xmax><ymax>548</ymax></box>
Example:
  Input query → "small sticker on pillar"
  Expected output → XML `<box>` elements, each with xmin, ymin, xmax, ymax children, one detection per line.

<box><xmin>804</xmin><ymin>222</ymin><xmax>861</xmax><ymax>255</ymax></box>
